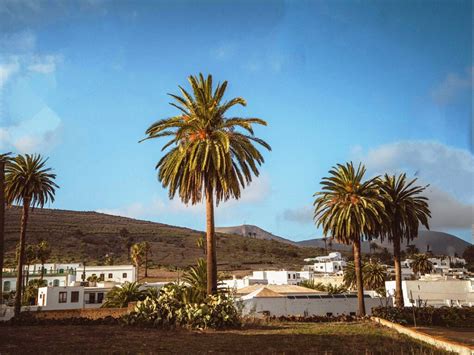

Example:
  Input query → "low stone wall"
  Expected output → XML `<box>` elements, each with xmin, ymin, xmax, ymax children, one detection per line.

<box><xmin>371</xmin><ymin>316</ymin><xmax>474</xmax><ymax>355</ymax></box>
<box><xmin>32</xmin><ymin>307</ymin><xmax>128</xmax><ymax>320</ymax></box>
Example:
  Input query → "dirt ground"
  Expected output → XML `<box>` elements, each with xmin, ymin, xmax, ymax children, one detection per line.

<box><xmin>0</xmin><ymin>321</ymin><xmax>448</xmax><ymax>354</ymax></box>
<box><xmin>414</xmin><ymin>326</ymin><xmax>474</xmax><ymax>347</ymax></box>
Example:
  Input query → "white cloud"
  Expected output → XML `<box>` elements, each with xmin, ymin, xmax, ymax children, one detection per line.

<box><xmin>0</xmin><ymin>60</ymin><xmax>19</xmax><ymax>87</ymax></box>
<box><xmin>431</xmin><ymin>67</ymin><xmax>473</xmax><ymax>106</ymax></box>
<box><xmin>27</xmin><ymin>54</ymin><xmax>62</xmax><ymax>74</ymax></box>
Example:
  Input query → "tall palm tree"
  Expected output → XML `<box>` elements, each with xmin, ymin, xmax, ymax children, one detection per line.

<box><xmin>378</xmin><ymin>174</ymin><xmax>430</xmax><ymax>307</ymax></box>
<box><xmin>130</xmin><ymin>243</ymin><xmax>144</xmax><ymax>281</ymax></box>
<box><xmin>5</xmin><ymin>154</ymin><xmax>58</xmax><ymax>317</ymax></box>
<box><xmin>141</xmin><ymin>74</ymin><xmax>270</xmax><ymax>295</ymax></box>
<box><xmin>411</xmin><ymin>254</ymin><xmax>433</xmax><ymax>277</ymax></box>
<box><xmin>314</xmin><ymin>162</ymin><xmax>385</xmax><ymax>316</ymax></box>
<box><xmin>141</xmin><ymin>241</ymin><xmax>151</xmax><ymax>278</ymax></box>
<box><xmin>36</xmin><ymin>240</ymin><xmax>51</xmax><ymax>280</ymax></box>
<box><xmin>0</xmin><ymin>152</ymin><xmax>11</xmax><ymax>305</ymax></box>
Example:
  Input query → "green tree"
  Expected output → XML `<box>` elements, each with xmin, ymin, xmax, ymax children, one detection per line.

<box><xmin>141</xmin><ymin>241</ymin><xmax>152</xmax><ymax>278</ymax></box>
<box><xmin>314</xmin><ymin>162</ymin><xmax>385</xmax><ymax>316</ymax></box>
<box><xmin>363</xmin><ymin>261</ymin><xmax>387</xmax><ymax>291</ymax></box>
<box><xmin>24</xmin><ymin>244</ymin><xmax>36</xmax><ymax>286</ymax></box>
<box><xmin>102</xmin><ymin>281</ymin><xmax>145</xmax><ymax>308</ymax></box>
<box><xmin>5</xmin><ymin>154</ymin><xmax>58</xmax><ymax>317</ymax></box>
<box><xmin>104</xmin><ymin>253</ymin><xmax>114</xmax><ymax>266</ymax></box>
<box><xmin>378</xmin><ymin>174</ymin><xmax>430</xmax><ymax>307</ymax></box>
<box><xmin>411</xmin><ymin>254</ymin><xmax>433</xmax><ymax>277</ymax></box>
<box><xmin>0</xmin><ymin>152</ymin><xmax>11</xmax><ymax>305</ymax></box>
<box><xmin>196</xmin><ymin>235</ymin><xmax>206</xmax><ymax>255</ymax></box>
<box><xmin>131</xmin><ymin>243</ymin><xmax>144</xmax><ymax>281</ymax></box>
<box><xmin>36</xmin><ymin>240</ymin><xmax>51</xmax><ymax>280</ymax></box>
<box><xmin>463</xmin><ymin>245</ymin><xmax>474</xmax><ymax>272</ymax></box>
<box><xmin>141</xmin><ymin>74</ymin><xmax>270</xmax><ymax>295</ymax></box>
<box><xmin>23</xmin><ymin>278</ymin><xmax>47</xmax><ymax>306</ymax></box>
<box><xmin>182</xmin><ymin>258</ymin><xmax>208</xmax><ymax>300</ymax></box>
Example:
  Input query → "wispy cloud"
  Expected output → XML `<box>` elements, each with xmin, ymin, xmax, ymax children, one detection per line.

<box><xmin>431</xmin><ymin>66</ymin><xmax>473</xmax><ymax>106</ymax></box>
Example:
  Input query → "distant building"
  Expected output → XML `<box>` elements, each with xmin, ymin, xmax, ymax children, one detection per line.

<box><xmin>385</xmin><ymin>277</ymin><xmax>474</xmax><ymax>307</ymax></box>
<box><xmin>303</xmin><ymin>252</ymin><xmax>346</xmax><ymax>275</ymax></box>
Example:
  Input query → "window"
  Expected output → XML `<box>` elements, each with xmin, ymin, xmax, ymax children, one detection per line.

<box><xmin>53</xmin><ymin>279</ymin><xmax>60</xmax><ymax>287</ymax></box>
<box><xmin>108</xmin><ymin>273</ymin><xmax>113</xmax><ymax>279</ymax></box>
<box><xmin>122</xmin><ymin>273</ymin><xmax>127</xmax><ymax>278</ymax></box>
<box><xmin>3</xmin><ymin>281</ymin><xmax>10</xmax><ymax>292</ymax></box>
<box><xmin>71</xmin><ymin>291</ymin><xmax>79</xmax><ymax>303</ymax></box>
<box><xmin>59</xmin><ymin>292</ymin><xmax>67</xmax><ymax>303</ymax></box>
<box><xmin>59</xmin><ymin>269</ymin><xmax>64</xmax><ymax>274</ymax></box>
<box><xmin>89</xmin><ymin>293</ymin><xmax>96</xmax><ymax>304</ymax></box>
<box><xmin>99</xmin><ymin>273</ymin><xmax>105</xmax><ymax>280</ymax></box>
<box><xmin>97</xmin><ymin>292</ymin><xmax>104</xmax><ymax>303</ymax></box>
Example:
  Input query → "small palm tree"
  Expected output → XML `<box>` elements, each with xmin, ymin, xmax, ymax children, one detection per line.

<box><xmin>363</xmin><ymin>261</ymin><xmax>387</xmax><ymax>290</ymax></box>
<box><xmin>102</xmin><ymin>281</ymin><xmax>145</xmax><ymax>308</ymax></box>
<box><xmin>411</xmin><ymin>254</ymin><xmax>433</xmax><ymax>277</ymax></box>
<box><xmin>343</xmin><ymin>261</ymin><xmax>357</xmax><ymax>289</ymax></box>
<box><xmin>131</xmin><ymin>243</ymin><xmax>144</xmax><ymax>281</ymax></box>
<box><xmin>196</xmin><ymin>235</ymin><xmax>206</xmax><ymax>255</ymax></box>
<box><xmin>0</xmin><ymin>152</ymin><xmax>11</xmax><ymax>305</ymax></box>
<box><xmin>314</xmin><ymin>162</ymin><xmax>385</xmax><ymax>316</ymax></box>
<box><xmin>36</xmin><ymin>240</ymin><xmax>51</xmax><ymax>280</ymax></box>
<box><xmin>141</xmin><ymin>74</ymin><xmax>270</xmax><ymax>295</ymax></box>
<box><xmin>182</xmin><ymin>258</ymin><xmax>207</xmax><ymax>299</ymax></box>
<box><xmin>378</xmin><ymin>174</ymin><xmax>430</xmax><ymax>307</ymax></box>
<box><xmin>5</xmin><ymin>154</ymin><xmax>58</xmax><ymax>317</ymax></box>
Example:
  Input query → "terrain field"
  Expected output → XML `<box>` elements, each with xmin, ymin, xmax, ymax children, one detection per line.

<box><xmin>4</xmin><ymin>207</ymin><xmax>324</xmax><ymax>271</ymax></box>
<box><xmin>0</xmin><ymin>322</ymin><xmax>448</xmax><ymax>354</ymax></box>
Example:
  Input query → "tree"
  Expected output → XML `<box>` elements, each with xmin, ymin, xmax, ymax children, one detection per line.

<box><xmin>406</xmin><ymin>244</ymin><xmax>419</xmax><ymax>257</ymax></box>
<box><xmin>0</xmin><ymin>152</ymin><xmax>11</xmax><ymax>305</ymax></box>
<box><xmin>120</xmin><ymin>228</ymin><xmax>134</xmax><ymax>260</ymax></box>
<box><xmin>5</xmin><ymin>154</ymin><xmax>58</xmax><ymax>317</ymax></box>
<box><xmin>314</xmin><ymin>162</ymin><xmax>385</xmax><ymax>316</ymax></box>
<box><xmin>182</xmin><ymin>258</ymin><xmax>207</xmax><ymax>300</ymax></box>
<box><xmin>23</xmin><ymin>278</ymin><xmax>47</xmax><ymax>306</ymax></box>
<box><xmin>24</xmin><ymin>244</ymin><xmax>37</xmax><ymax>286</ymax></box>
<box><xmin>101</xmin><ymin>281</ymin><xmax>145</xmax><ymax>308</ymax></box>
<box><xmin>369</xmin><ymin>242</ymin><xmax>379</xmax><ymax>255</ymax></box>
<box><xmin>363</xmin><ymin>261</ymin><xmax>387</xmax><ymax>291</ymax></box>
<box><xmin>378</xmin><ymin>174</ymin><xmax>430</xmax><ymax>307</ymax></box>
<box><xmin>141</xmin><ymin>241</ymin><xmax>152</xmax><ymax>278</ymax></box>
<box><xmin>141</xmin><ymin>74</ymin><xmax>270</xmax><ymax>295</ymax></box>
<box><xmin>36</xmin><ymin>240</ymin><xmax>51</xmax><ymax>280</ymax></box>
<box><xmin>196</xmin><ymin>235</ymin><xmax>206</xmax><ymax>255</ymax></box>
<box><xmin>411</xmin><ymin>254</ymin><xmax>433</xmax><ymax>277</ymax></box>
<box><xmin>131</xmin><ymin>243</ymin><xmax>144</xmax><ymax>281</ymax></box>
<box><xmin>104</xmin><ymin>253</ymin><xmax>114</xmax><ymax>266</ymax></box>
<box><xmin>463</xmin><ymin>245</ymin><xmax>474</xmax><ymax>272</ymax></box>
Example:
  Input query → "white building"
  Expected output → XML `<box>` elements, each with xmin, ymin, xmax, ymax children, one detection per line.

<box><xmin>249</xmin><ymin>270</ymin><xmax>313</xmax><ymax>285</ymax></box>
<box><xmin>76</xmin><ymin>265</ymin><xmax>135</xmax><ymax>284</ymax></box>
<box><xmin>37</xmin><ymin>283</ymin><xmax>115</xmax><ymax>310</ymax></box>
<box><xmin>402</xmin><ymin>256</ymin><xmax>467</xmax><ymax>278</ymax></box>
<box><xmin>385</xmin><ymin>277</ymin><xmax>474</xmax><ymax>307</ymax></box>
<box><xmin>304</xmin><ymin>252</ymin><xmax>346</xmax><ymax>275</ymax></box>
<box><xmin>240</xmin><ymin>285</ymin><xmax>387</xmax><ymax>317</ymax></box>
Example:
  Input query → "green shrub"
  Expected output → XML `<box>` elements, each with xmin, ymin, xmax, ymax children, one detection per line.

<box><xmin>123</xmin><ymin>283</ymin><xmax>240</xmax><ymax>329</ymax></box>
<box><xmin>372</xmin><ymin>306</ymin><xmax>474</xmax><ymax>328</ymax></box>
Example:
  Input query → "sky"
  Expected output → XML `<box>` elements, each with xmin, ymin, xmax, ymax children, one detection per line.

<box><xmin>0</xmin><ymin>0</ymin><xmax>473</xmax><ymax>243</ymax></box>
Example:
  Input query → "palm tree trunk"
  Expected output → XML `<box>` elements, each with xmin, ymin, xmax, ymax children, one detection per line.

<box><xmin>0</xmin><ymin>161</ymin><xmax>5</xmax><ymax>306</ymax></box>
<box><xmin>14</xmin><ymin>199</ymin><xmax>30</xmax><ymax>317</ymax></box>
<box><xmin>393</xmin><ymin>236</ymin><xmax>404</xmax><ymax>307</ymax></box>
<box><xmin>353</xmin><ymin>237</ymin><xmax>366</xmax><ymax>316</ymax></box>
<box><xmin>144</xmin><ymin>250</ymin><xmax>148</xmax><ymax>278</ymax></box>
<box><xmin>136</xmin><ymin>261</ymin><xmax>139</xmax><ymax>282</ymax></box>
<box><xmin>205</xmin><ymin>184</ymin><xmax>217</xmax><ymax>295</ymax></box>
<box><xmin>40</xmin><ymin>262</ymin><xmax>44</xmax><ymax>280</ymax></box>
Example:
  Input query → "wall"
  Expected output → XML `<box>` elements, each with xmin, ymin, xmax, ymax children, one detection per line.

<box><xmin>32</xmin><ymin>307</ymin><xmax>129</xmax><ymax>320</ymax></box>
<box><xmin>242</xmin><ymin>297</ymin><xmax>388</xmax><ymax>317</ymax></box>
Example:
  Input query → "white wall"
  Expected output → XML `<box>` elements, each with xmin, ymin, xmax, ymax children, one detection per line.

<box><xmin>76</xmin><ymin>265</ymin><xmax>136</xmax><ymax>284</ymax></box>
<box><xmin>38</xmin><ymin>286</ymin><xmax>85</xmax><ymax>310</ymax></box>
<box><xmin>242</xmin><ymin>296</ymin><xmax>388</xmax><ymax>317</ymax></box>
<box><xmin>3</xmin><ymin>274</ymin><xmax>70</xmax><ymax>292</ymax></box>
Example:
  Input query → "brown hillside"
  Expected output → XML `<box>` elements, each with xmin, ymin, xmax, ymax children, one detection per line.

<box><xmin>4</xmin><ymin>207</ymin><xmax>324</xmax><ymax>270</ymax></box>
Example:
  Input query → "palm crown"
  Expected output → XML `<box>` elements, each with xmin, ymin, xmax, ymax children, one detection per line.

<box><xmin>5</xmin><ymin>154</ymin><xmax>58</xmax><ymax>208</ymax></box>
<box><xmin>313</xmin><ymin>162</ymin><xmax>385</xmax><ymax>243</ymax></box>
<box><xmin>141</xmin><ymin>73</ymin><xmax>270</xmax><ymax>204</ymax></box>
<box><xmin>378</xmin><ymin>173</ymin><xmax>431</xmax><ymax>242</ymax></box>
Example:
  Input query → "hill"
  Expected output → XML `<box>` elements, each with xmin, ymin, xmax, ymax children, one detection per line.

<box><xmin>297</xmin><ymin>231</ymin><xmax>471</xmax><ymax>256</ymax></box>
<box><xmin>3</xmin><ymin>207</ymin><xmax>323</xmax><ymax>270</ymax></box>
<box><xmin>215</xmin><ymin>224</ymin><xmax>297</xmax><ymax>245</ymax></box>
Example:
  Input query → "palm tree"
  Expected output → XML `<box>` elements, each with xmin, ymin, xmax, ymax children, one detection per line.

<box><xmin>411</xmin><ymin>254</ymin><xmax>433</xmax><ymax>277</ymax></box>
<box><xmin>0</xmin><ymin>152</ymin><xmax>11</xmax><ymax>305</ymax></box>
<box><xmin>131</xmin><ymin>243</ymin><xmax>144</xmax><ymax>281</ymax></box>
<box><xmin>406</xmin><ymin>244</ymin><xmax>419</xmax><ymax>257</ymax></box>
<box><xmin>182</xmin><ymin>258</ymin><xmax>207</xmax><ymax>299</ymax></box>
<box><xmin>36</xmin><ymin>240</ymin><xmax>51</xmax><ymax>280</ymax></box>
<box><xmin>141</xmin><ymin>241</ymin><xmax>151</xmax><ymax>278</ymax></box>
<box><xmin>378</xmin><ymin>174</ymin><xmax>430</xmax><ymax>307</ymax></box>
<box><xmin>141</xmin><ymin>74</ymin><xmax>270</xmax><ymax>295</ymax></box>
<box><xmin>196</xmin><ymin>235</ymin><xmax>206</xmax><ymax>255</ymax></box>
<box><xmin>102</xmin><ymin>281</ymin><xmax>145</xmax><ymax>308</ymax></box>
<box><xmin>24</xmin><ymin>244</ymin><xmax>36</xmax><ymax>286</ymax></box>
<box><xmin>363</xmin><ymin>261</ymin><xmax>387</xmax><ymax>291</ymax></box>
<box><xmin>314</xmin><ymin>162</ymin><xmax>385</xmax><ymax>316</ymax></box>
<box><xmin>5</xmin><ymin>154</ymin><xmax>58</xmax><ymax>317</ymax></box>
<box><xmin>23</xmin><ymin>278</ymin><xmax>47</xmax><ymax>306</ymax></box>
<box><xmin>369</xmin><ymin>242</ymin><xmax>379</xmax><ymax>255</ymax></box>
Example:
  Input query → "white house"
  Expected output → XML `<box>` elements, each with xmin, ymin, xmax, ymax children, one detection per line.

<box><xmin>385</xmin><ymin>277</ymin><xmax>474</xmax><ymax>307</ymax></box>
<box><xmin>304</xmin><ymin>252</ymin><xmax>346</xmax><ymax>275</ymax></box>
<box><xmin>76</xmin><ymin>265</ymin><xmax>136</xmax><ymax>284</ymax></box>
<box><xmin>249</xmin><ymin>270</ymin><xmax>313</xmax><ymax>285</ymax></box>
<box><xmin>240</xmin><ymin>285</ymin><xmax>388</xmax><ymax>317</ymax></box>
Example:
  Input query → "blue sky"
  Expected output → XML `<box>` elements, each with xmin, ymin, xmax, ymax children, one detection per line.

<box><xmin>0</xmin><ymin>0</ymin><xmax>473</xmax><ymax>242</ymax></box>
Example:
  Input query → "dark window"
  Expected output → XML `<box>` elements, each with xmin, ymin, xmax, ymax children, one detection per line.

<box><xmin>89</xmin><ymin>293</ymin><xmax>96</xmax><ymax>304</ymax></box>
<box><xmin>53</xmin><ymin>279</ymin><xmax>60</xmax><ymax>286</ymax></box>
<box><xmin>326</xmin><ymin>312</ymin><xmax>333</xmax><ymax>317</ymax></box>
<box><xmin>99</xmin><ymin>273</ymin><xmax>105</xmax><ymax>280</ymax></box>
<box><xmin>108</xmin><ymin>273</ymin><xmax>113</xmax><ymax>279</ymax></box>
<box><xmin>4</xmin><ymin>281</ymin><xmax>10</xmax><ymax>292</ymax></box>
<box><xmin>122</xmin><ymin>273</ymin><xmax>127</xmax><ymax>278</ymax></box>
<box><xmin>59</xmin><ymin>292</ymin><xmax>67</xmax><ymax>303</ymax></box>
<box><xmin>97</xmin><ymin>292</ymin><xmax>104</xmax><ymax>303</ymax></box>
<box><xmin>71</xmin><ymin>291</ymin><xmax>79</xmax><ymax>303</ymax></box>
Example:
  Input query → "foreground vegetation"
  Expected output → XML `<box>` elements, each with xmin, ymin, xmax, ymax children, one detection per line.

<box><xmin>0</xmin><ymin>321</ymin><xmax>448</xmax><ymax>354</ymax></box>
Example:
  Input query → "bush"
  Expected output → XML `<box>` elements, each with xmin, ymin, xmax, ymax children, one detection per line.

<box><xmin>123</xmin><ymin>283</ymin><xmax>240</xmax><ymax>329</ymax></box>
<box><xmin>372</xmin><ymin>306</ymin><xmax>474</xmax><ymax>328</ymax></box>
